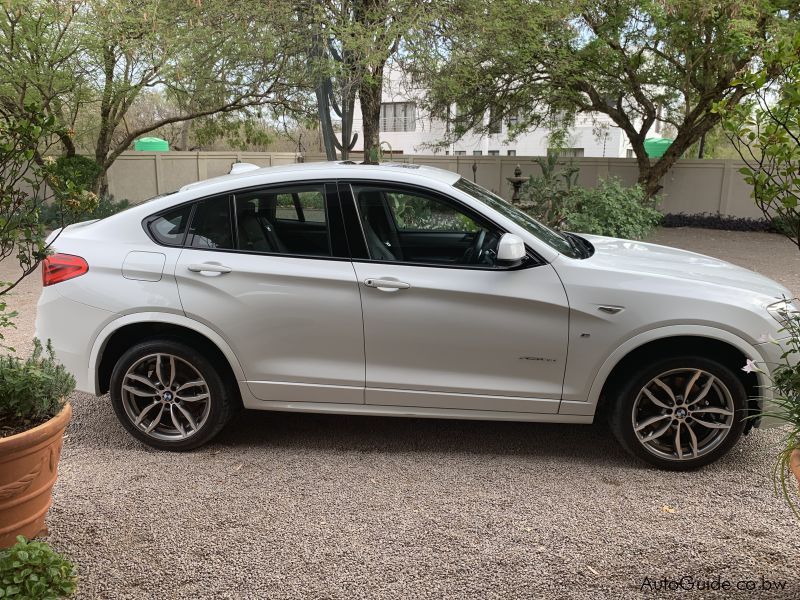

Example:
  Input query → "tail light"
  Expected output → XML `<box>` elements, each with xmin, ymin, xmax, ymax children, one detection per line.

<box><xmin>42</xmin><ymin>253</ymin><xmax>89</xmax><ymax>286</ymax></box>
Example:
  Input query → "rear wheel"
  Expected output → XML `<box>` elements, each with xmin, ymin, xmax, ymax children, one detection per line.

<box><xmin>609</xmin><ymin>356</ymin><xmax>747</xmax><ymax>470</ymax></box>
<box><xmin>110</xmin><ymin>339</ymin><xmax>236</xmax><ymax>450</ymax></box>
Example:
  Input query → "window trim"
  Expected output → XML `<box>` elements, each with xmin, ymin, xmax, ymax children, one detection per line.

<box><xmin>338</xmin><ymin>180</ymin><xmax>543</xmax><ymax>271</ymax></box>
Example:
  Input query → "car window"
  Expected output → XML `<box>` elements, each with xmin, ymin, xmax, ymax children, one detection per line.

<box><xmin>275</xmin><ymin>189</ymin><xmax>327</xmax><ymax>224</ymax></box>
<box><xmin>454</xmin><ymin>178</ymin><xmax>581</xmax><ymax>258</ymax></box>
<box><xmin>235</xmin><ymin>185</ymin><xmax>332</xmax><ymax>256</ymax></box>
<box><xmin>385</xmin><ymin>191</ymin><xmax>481</xmax><ymax>232</ymax></box>
<box><xmin>352</xmin><ymin>185</ymin><xmax>500</xmax><ymax>267</ymax></box>
<box><xmin>186</xmin><ymin>196</ymin><xmax>234</xmax><ymax>250</ymax></box>
<box><xmin>148</xmin><ymin>204</ymin><xmax>192</xmax><ymax>246</ymax></box>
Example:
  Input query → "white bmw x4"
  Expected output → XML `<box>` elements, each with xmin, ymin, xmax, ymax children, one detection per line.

<box><xmin>36</xmin><ymin>162</ymin><xmax>792</xmax><ymax>469</ymax></box>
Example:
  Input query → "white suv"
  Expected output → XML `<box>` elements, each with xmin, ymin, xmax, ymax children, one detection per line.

<box><xmin>36</xmin><ymin>162</ymin><xmax>791</xmax><ymax>469</ymax></box>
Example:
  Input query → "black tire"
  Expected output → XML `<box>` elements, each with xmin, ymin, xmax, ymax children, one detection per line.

<box><xmin>608</xmin><ymin>356</ymin><xmax>747</xmax><ymax>470</ymax></box>
<box><xmin>110</xmin><ymin>338</ymin><xmax>236</xmax><ymax>450</ymax></box>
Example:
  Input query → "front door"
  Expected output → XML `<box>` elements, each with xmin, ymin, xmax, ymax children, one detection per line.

<box><xmin>172</xmin><ymin>182</ymin><xmax>365</xmax><ymax>404</ymax></box>
<box><xmin>341</xmin><ymin>182</ymin><xmax>570</xmax><ymax>413</ymax></box>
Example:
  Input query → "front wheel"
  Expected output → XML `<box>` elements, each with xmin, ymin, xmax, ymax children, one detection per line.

<box><xmin>609</xmin><ymin>356</ymin><xmax>747</xmax><ymax>470</ymax></box>
<box><xmin>110</xmin><ymin>339</ymin><xmax>236</xmax><ymax>450</ymax></box>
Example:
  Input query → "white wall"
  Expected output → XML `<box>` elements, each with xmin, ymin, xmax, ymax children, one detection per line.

<box><xmin>342</xmin><ymin>68</ymin><xmax>631</xmax><ymax>158</ymax></box>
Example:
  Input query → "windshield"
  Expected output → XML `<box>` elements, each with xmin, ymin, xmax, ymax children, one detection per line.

<box><xmin>453</xmin><ymin>178</ymin><xmax>581</xmax><ymax>258</ymax></box>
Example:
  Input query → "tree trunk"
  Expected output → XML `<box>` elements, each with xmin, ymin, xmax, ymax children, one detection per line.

<box><xmin>180</xmin><ymin>121</ymin><xmax>190</xmax><ymax>151</ymax></box>
<box><xmin>359</xmin><ymin>74</ymin><xmax>383</xmax><ymax>164</ymax></box>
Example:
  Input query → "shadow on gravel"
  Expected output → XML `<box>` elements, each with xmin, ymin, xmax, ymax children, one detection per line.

<box><xmin>70</xmin><ymin>392</ymin><xmax>649</xmax><ymax>469</ymax></box>
<box><xmin>210</xmin><ymin>408</ymin><xmax>640</xmax><ymax>467</ymax></box>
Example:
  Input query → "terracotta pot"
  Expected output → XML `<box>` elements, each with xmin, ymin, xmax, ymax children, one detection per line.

<box><xmin>0</xmin><ymin>403</ymin><xmax>71</xmax><ymax>549</ymax></box>
<box><xmin>791</xmin><ymin>448</ymin><xmax>800</xmax><ymax>492</ymax></box>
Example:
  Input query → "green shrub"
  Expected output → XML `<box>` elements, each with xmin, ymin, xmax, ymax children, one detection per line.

<box><xmin>0</xmin><ymin>536</ymin><xmax>76</xmax><ymax>599</ymax></box>
<box><xmin>39</xmin><ymin>195</ymin><xmax>130</xmax><ymax>230</ymax></box>
<box><xmin>565</xmin><ymin>177</ymin><xmax>663</xmax><ymax>239</ymax></box>
<box><xmin>50</xmin><ymin>156</ymin><xmax>101</xmax><ymax>191</ymax></box>
<box><xmin>518</xmin><ymin>153</ymin><xmax>580</xmax><ymax>228</ymax></box>
<box><xmin>0</xmin><ymin>340</ymin><xmax>74</xmax><ymax>430</ymax></box>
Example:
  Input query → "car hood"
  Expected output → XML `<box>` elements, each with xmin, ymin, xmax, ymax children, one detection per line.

<box><xmin>579</xmin><ymin>234</ymin><xmax>792</xmax><ymax>300</ymax></box>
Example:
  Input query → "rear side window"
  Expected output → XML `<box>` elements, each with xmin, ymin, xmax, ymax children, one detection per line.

<box><xmin>275</xmin><ymin>188</ymin><xmax>327</xmax><ymax>223</ymax></box>
<box><xmin>186</xmin><ymin>196</ymin><xmax>234</xmax><ymax>249</ymax></box>
<box><xmin>148</xmin><ymin>204</ymin><xmax>192</xmax><ymax>246</ymax></box>
<box><xmin>235</xmin><ymin>185</ymin><xmax>331</xmax><ymax>256</ymax></box>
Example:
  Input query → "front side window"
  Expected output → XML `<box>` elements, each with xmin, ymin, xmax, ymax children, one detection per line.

<box><xmin>454</xmin><ymin>178</ymin><xmax>581</xmax><ymax>258</ymax></box>
<box><xmin>353</xmin><ymin>185</ymin><xmax>500</xmax><ymax>267</ymax></box>
<box><xmin>235</xmin><ymin>185</ymin><xmax>331</xmax><ymax>257</ymax></box>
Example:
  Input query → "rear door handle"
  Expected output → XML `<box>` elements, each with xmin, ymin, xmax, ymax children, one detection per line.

<box><xmin>364</xmin><ymin>278</ymin><xmax>410</xmax><ymax>291</ymax></box>
<box><xmin>188</xmin><ymin>262</ymin><xmax>232</xmax><ymax>275</ymax></box>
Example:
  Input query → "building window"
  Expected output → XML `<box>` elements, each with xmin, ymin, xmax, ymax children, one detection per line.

<box><xmin>488</xmin><ymin>106</ymin><xmax>503</xmax><ymax>134</ymax></box>
<box><xmin>454</xmin><ymin>150</ymin><xmax>466</xmax><ymax>156</ymax></box>
<box><xmin>549</xmin><ymin>147</ymin><xmax>584</xmax><ymax>158</ymax></box>
<box><xmin>380</xmin><ymin>102</ymin><xmax>416</xmax><ymax>132</ymax></box>
<box><xmin>507</xmin><ymin>149</ymin><xmax>517</xmax><ymax>156</ymax></box>
<box><xmin>626</xmin><ymin>149</ymin><xmax>635</xmax><ymax>158</ymax></box>
<box><xmin>507</xmin><ymin>112</ymin><xmax>519</xmax><ymax>128</ymax></box>
<box><xmin>488</xmin><ymin>150</ymin><xmax>500</xmax><ymax>156</ymax></box>
<box><xmin>445</xmin><ymin>150</ymin><xmax>450</xmax><ymax>156</ymax></box>
<box><xmin>473</xmin><ymin>150</ymin><xmax>482</xmax><ymax>156</ymax></box>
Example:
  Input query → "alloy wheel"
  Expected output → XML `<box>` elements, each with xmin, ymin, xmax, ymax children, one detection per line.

<box><xmin>120</xmin><ymin>353</ymin><xmax>211</xmax><ymax>441</ymax></box>
<box><xmin>631</xmin><ymin>368</ymin><xmax>736</xmax><ymax>461</ymax></box>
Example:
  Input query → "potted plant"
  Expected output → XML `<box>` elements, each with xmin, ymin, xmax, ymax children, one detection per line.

<box><xmin>0</xmin><ymin>341</ymin><xmax>75</xmax><ymax>547</ymax></box>
<box><xmin>744</xmin><ymin>307</ymin><xmax>800</xmax><ymax>516</ymax></box>
<box><xmin>0</xmin><ymin>108</ymin><xmax>95</xmax><ymax>549</ymax></box>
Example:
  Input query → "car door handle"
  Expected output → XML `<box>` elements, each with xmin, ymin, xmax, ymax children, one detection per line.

<box><xmin>364</xmin><ymin>278</ymin><xmax>410</xmax><ymax>291</ymax></box>
<box><xmin>187</xmin><ymin>262</ymin><xmax>232</xmax><ymax>275</ymax></box>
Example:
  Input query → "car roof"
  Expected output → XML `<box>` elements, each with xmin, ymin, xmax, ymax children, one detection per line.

<box><xmin>179</xmin><ymin>161</ymin><xmax>461</xmax><ymax>194</ymax></box>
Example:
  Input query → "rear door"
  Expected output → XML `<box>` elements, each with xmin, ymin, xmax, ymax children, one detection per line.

<box><xmin>170</xmin><ymin>182</ymin><xmax>365</xmax><ymax>404</ymax></box>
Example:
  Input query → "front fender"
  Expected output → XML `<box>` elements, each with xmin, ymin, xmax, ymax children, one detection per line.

<box><xmin>559</xmin><ymin>325</ymin><xmax>772</xmax><ymax>418</ymax></box>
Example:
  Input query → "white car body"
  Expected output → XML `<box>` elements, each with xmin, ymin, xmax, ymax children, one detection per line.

<box><xmin>35</xmin><ymin>162</ymin><xmax>791</xmax><ymax>463</ymax></box>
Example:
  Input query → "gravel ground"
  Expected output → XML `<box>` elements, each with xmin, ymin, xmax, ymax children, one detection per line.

<box><xmin>2</xmin><ymin>227</ymin><xmax>800</xmax><ymax>599</ymax></box>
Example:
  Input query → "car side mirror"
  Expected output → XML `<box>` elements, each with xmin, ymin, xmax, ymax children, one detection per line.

<box><xmin>496</xmin><ymin>233</ymin><xmax>526</xmax><ymax>266</ymax></box>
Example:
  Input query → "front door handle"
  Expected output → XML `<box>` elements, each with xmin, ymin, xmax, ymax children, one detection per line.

<box><xmin>188</xmin><ymin>262</ymin><xmax>232</xmax><ymax>275</ymax></box>
<box><xmin>364</xmin><ymin>278</ymin><xmax>410</xmax><ymax>291</ymax></box>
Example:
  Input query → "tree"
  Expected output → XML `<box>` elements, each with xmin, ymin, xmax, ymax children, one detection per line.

<box><xmin>301</xmin><ymin>1</ymin><xmax>360</xmax><ymax>160</ymax></box>
<box><xmin>0</xmin><ymin>107</ymin><xmax>95</xmax><ymax>347</ymax></box>
<box><xmin>719</xmin><ymin>33</ymin><xmax>800</xmax><ymax>251</ymax></box>
<box><xmin>308</xmin><ymin>0</ymin><xmax>432</xmax><ymax>163</ymax></box>
<box><xmin>410</xmin><ymin>0</ymin><xmax>793</xmax><ymax>196</ymax></box>
<box><xmin>1</xmin><ymin>0</ymin><xmax>309</xmax><ymax>192</ymax></box>
<box><xmin>0</xmin><ymin>0</ymin><xmax>89</xmax><ymax>157</ymax></box>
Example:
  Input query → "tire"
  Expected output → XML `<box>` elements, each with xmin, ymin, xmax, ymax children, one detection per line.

<box><xmin>110</xmin><ymin>338</ymin><xmax>236</xmax><ymax>450</ymax></box>
<box><xmin>608</xmin><ymin>356</ymin><xmax>747</xmax><ymax>470</ymax></box>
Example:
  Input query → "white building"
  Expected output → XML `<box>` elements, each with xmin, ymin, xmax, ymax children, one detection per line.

<box><xmin>343</xmin><ymin>67</ymin><xmax>633</xmax><ymax>158</ymax></box>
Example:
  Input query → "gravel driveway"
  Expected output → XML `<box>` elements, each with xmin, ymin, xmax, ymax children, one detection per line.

<box><xmin>2</xmin><ymin>227</ymin><xmax>799</xmax><ymax>599</ymax></box>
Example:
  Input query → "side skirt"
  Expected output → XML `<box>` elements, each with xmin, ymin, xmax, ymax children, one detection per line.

<box><xmin>241</xmin><ymin>398</ymin><xmax>594</xmax><ymax>424</ymax></box>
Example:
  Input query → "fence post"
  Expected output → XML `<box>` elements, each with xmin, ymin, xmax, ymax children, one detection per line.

<box><xmin>718</xmin><ymin>160</ymin><xmax>732</xmax><ymax>215</ymax></box>
<box><xmin>154</xmin><ymin>153</ymin><xmax>163</xmax><ymax>195</ymax></box>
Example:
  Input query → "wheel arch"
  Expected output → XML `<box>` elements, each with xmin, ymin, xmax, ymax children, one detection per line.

<box><xmin>90</xmin><ymin>313</ymin><xmax>246</xmax><ymax>397</ymax></box>
<box><xmin>590</xmin><ymin>327</ymin><xmax>765</xmax><ymax>424</ymax></box>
